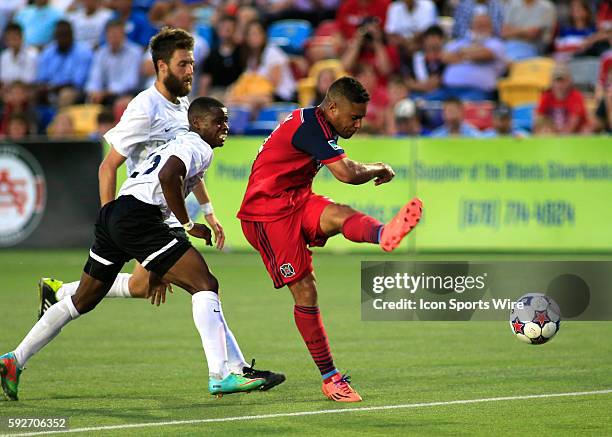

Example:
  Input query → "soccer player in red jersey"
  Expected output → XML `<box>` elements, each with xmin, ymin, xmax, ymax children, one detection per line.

<box><xmin>237</xmin><ymin>77</ymin><xmax>423</xmax><ymax>402</ymax></box>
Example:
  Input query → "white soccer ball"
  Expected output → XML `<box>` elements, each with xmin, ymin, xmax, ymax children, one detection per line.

<box><xmin>509</xmin><ymin>293</ymin><xmax>561</xmax><ymax>345</ymax></box>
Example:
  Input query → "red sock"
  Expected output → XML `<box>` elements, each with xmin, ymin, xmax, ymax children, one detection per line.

<box><xmin>342</xmin><ymin>213</ymin><xmax>383</xmax><ymax>244</ymax></box>
<box><xmin>294</xmin><ymin>305</ymin><xmax>336</xmax><ymax>377</ymax></box>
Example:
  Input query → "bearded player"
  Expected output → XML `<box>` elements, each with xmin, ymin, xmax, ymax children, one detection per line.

<box><xmin>238</xmin><ymin>77</ymin><xmax>423</xmax><ymax>402</ymax></box>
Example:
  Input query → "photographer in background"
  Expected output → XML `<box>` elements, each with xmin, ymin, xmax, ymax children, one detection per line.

<box><xmin>341</xmin><ymin>16</ymin><xmax>400</xmax><ymax>88</ymax></box>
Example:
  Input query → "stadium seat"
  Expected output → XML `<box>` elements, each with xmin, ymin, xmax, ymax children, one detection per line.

<box><xmin>419</xmin><ymin>100</ymin><xmax>444</xmax><ymax>130</ymax></box>
<box><xmin>267</xmin><ymin>20</ymin><xmax>313</xmax><ymax>55</ymax></box>
<box><xmin>568</xmin><ymin>57</ymin><xmax>600</xmax><ymax>92</ymax></box>
<box><xmin>463</xmin><ymin>101</ymin><xmax>494</xmax><ymax>131</ymax></box>
<box><xmin>228</xmin><ymin>105</ymin><xmax>252</xmax><ymax>135</ymax></box>
<box><xmin>297</xmin><ymin>59</ymin><xmax>346</xmax><ymax>106</ymax></box>
<box><xmin>508</xmin><ymin>57</ymin><xmax>556</xmax><ymax>87</ymax></box>
<box><xmin>63</xmin><ymin>104</ymin><xmax>103</xmax><ymax>136</ymax></box>
<box><xmin>512</xmin><ymin>104</ymin><xmax>535</xmax><ymax>132</ymax></box>
<box><xmin>245</xmin><ymin>102</ymin><xmax>299</xmax><ymax>135</ymax></box>
<box><xmin>196</xmin><ymin>24</ymin><xmax>215</xmax><ymax>49</ymax></box>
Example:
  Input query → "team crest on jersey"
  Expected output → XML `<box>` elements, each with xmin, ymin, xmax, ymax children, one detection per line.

<box><xmin>280</xmin><ymin>263</ymin><xmax>296</xmax><ymax>278</ymax></box>
<box><xmin>0</xmin><ymin>145</ymin><xmax>46</xmax><ymax>247</ymax></box>
<box><xmin>327</xmin><ymin>140</ymin><xmax>341</xmax><ymax>151</ymax></box>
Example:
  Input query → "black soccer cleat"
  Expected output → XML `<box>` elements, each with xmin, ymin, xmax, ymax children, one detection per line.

<box><xmin>242</xmin><ymin>359</ymin><xmax>286</xmax><ymax>391</ymax></box>
<box><xmin>38</xmin><ymin>278</ymin><xmax>62</xmax><ymax>319</ymax></box>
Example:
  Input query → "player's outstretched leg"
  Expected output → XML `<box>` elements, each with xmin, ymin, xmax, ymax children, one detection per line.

<box><xmin>162</xmin><ymin>248</ymin><xmax>266</xmax><ymax>396</ymax></box>
<box><xmin>289</xmin><ymin>274</ymin><xmax>362</xmax><ymax>402</ymax></box>
<box><xmin>4</xmin><ymin>273</ymin><xmax>113</xmax><ymax>400</ymax></box>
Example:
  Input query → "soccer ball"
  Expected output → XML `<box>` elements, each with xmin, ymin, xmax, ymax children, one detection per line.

<box><xmin>509</xmin><ymin>293</ymin><xmax>561</xmax><ymax>345</ymax></box>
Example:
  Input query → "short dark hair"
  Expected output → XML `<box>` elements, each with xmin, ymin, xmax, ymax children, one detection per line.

<box><xmin>422</xmin><ymin>24</ymin><xmax>445</xmax><ymax>40</ymax></box>
<box><xmin>55</xmin><ymin>19</ymin><xmax>72</xmax><ymax>32</ymax></box>
<box><xmin>4</xmin><ymin>22</ymin><xmax>23</xmax><ymax>36</ymax></box>
<box><xmin>327</xmin><ymin>76</ymin><xmax>370</xmax><ymax>104</ymax></box>
<box><xmin>188</xmin><ymin>97</ymin><xmax>225</xmax><ymax>125</ymax></box>
<box><xmin>105</xmin><ymin>19</ymin><xmax>124</xmax><ymax>32</ymax></box>
<box><xmin>149</xmin><ymin>27</ymin><xmax>194</xmax><ymax>73</ymax></box>
<box><xmin>443</xmin><ymin>96</ymin><xmax>463</xmax><ymax>107</ymax></box>
<box><xmin>97</xmin><ymin>109</ymin><xmax>115</xmax><ymax>125</ymax></box>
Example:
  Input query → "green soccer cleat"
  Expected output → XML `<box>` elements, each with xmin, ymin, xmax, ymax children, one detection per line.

<box><xmin>0</xmin><ymin>352</ymin><xmax>22</xmax><ymax>401</ymax></box>
<box><xmin>208</xmin><ymin>373</ymin><xmax>264</xmax><ymax>397</ymax></box>
<box><xmin>242</xmin><ymin>359</ymin><xmax>286</xmax><ymax>391</ymax></box>
<box><xmin>38</xmin><ymin>278</ymin><xmax>63</xmax><ymax>319</ymax></box>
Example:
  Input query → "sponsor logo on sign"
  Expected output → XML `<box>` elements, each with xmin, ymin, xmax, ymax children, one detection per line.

<box><xmin>0</xmin><ymin>145</ymin><xmax>46</xmax><ymax>247</ymax></box>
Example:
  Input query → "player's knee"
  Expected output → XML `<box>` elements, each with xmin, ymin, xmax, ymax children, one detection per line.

<box><xmin>127</xmin><ymin>276</ymin><xmax>149</xmax><ymax>298</ymax></box>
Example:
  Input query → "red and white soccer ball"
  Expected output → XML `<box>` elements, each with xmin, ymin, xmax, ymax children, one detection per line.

<box><xmin>509</xmin><ymin>293</ymin><xmax>561</xmax><ymax>345</ymax></box>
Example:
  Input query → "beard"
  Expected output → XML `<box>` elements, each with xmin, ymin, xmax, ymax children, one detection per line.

<box><xmin>164</xmin><ymin>70</ymin><xmax>192</xmax><ymax>97</ymax></box>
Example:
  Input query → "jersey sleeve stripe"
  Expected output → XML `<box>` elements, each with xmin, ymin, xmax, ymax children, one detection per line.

<box><xmin>321</xmin><ymin>153</ymin><xmax>346</xmax><ymax>165</ymax></box>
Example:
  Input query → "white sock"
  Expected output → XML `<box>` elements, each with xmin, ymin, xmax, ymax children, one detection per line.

<box><xmin>14</xmin><ymin>297</ymin><xmax>80</xmax><ymax>368</ymax></box>
<box><xmin>192</xmin><ymin>291</ymin><xmax>230</xmax><ymax>379</ymax></box>
<box><xmin>218</xmin><ymin>306</ymin><xmax>249</xmax><ymax>374</ymax></box>
<box><xmin>56</xmin><ymin>274</ymin><xmax>132</xmax><ymax>300</ymax></box>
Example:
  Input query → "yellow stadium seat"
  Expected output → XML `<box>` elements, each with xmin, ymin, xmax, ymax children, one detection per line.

<box><xmin>508</xmin><ymin>57</ymin><xmax>555</xmax><ymax>88</ymax></box>
<box><xmin>497</xmin><ymin>80</ymin><xmax>544</xmax><ymax>107</ymax></box>
<box><xmin>64</xmin><ymin>104</ymin><xmax>103</xmax><ymax>136</ymax></box>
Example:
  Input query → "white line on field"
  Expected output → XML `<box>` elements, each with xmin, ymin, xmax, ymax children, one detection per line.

<box><xmin>4</xmin><ymin>389</ymin><xmax>612</xmax><ymax>437</ymax></box>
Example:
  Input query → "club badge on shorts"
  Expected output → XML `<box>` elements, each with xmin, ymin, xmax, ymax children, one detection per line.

<box><xmin>280</xmin><ymin>263</ymin><xmax>295</xmax><ymax>278</ymax></box>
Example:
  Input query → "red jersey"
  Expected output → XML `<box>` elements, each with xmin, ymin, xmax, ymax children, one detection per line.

<box><xmin>536</xmin><ymin>88</ymin><xmax>587</xmax><ymax>133</ymax></box>
<box><xmin>237</xmin><ymin>107</ymin><xmax>346</xmax><ymax>221</ymax></box>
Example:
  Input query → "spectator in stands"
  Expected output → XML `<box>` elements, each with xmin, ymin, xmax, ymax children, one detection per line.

<box><xmin>596</xmin><ymin>49</ymin><xmax>612</xmax><ymax>100</ymax></box>
<box><xmin>37</xmin><ymin>20</ymin><xmax>93</xmax><ymax>106</ymax></box>
<box><xmin>311</xmin><ymin>67</ymin><xmax>337</xmax><ymax>105</ymax></box>
<box><xmin>384</xmin><ymin>0</ymin><xmax>438</xmax><ymax>52</ymax></box>
<box><xmin>554</xmin><ymin>0</ymin><xmax>608</xmax><ymax>60</ymax></box>
<box><xmin>405</xmin><ymin>24</ymin><xmax>446</xmax><ymax>98</ymax></box>
<box><xmin>0</xmin><ymin>81</ymin><xmax>38</xmax><ymax>136</ymax></box>
<box><xmin>596</xmin><ymin>0</ymin><xmax>612</xmax><ymax>31</ymax></box>
<box><xmin>199</xmin><ymin>15</ymin><xmax>244</xmax><ymax>99</ymax></box>
<box><xmin>0</xmin><ymin>23</ymin><xmax>39</xmax><ymax>87</ymax></box>
<box><xmin>453</xmin><ymin>0</ymin><xmax>504</xmax><ymax>39</ymax></box>
<box><xmin>353</xmin><ymin>62</ymin><xmax>389</xmax><ymax>133</ymax></box>
<box><xmin>89</xmin><ymin>108</ymin><xmax>115</xmax><ymax>140</ymax></box>
<box><xmin>501</xmin><ymin>0</ymin><xmax>556</xmax><ymax>61</ymax></box>
<box><xmin>4</xmin><ymin>112</ymin><xmax>30</xmax><ymax>140</ymax></box>
<box><xmin>108</xmin><ymin>0</ymin><xmax>157</xmax><ymax>47</ymax></box>
<box><xmin>47</xmin><ymin>111</ymin><xmax>75</xmax><ymax>138</ymax></box>
<box><xmin>85</xmin><ymin>19</ymin><xmax>142</xmax><ymax>105</ymax></box>
<box><xmin>67</xmin><ymin>0</ymin><xmax>113</xmax><ymax>49</ymax></box>
<box><xmin>441</xmin><ymin>13</ymin><xmax>506</xmax><ymax>101</ymax></box>
<box><xmin>166</xmin><ymin>6</ymin><xmax>209</xmax><ymax>72</ymax></box>
<box><xmin>255</xmin><ymin>0</ymin><xmax>339</xmax><ymax>27</ymax></box>
<box><xmin>535</xmin><ymin>63</ymin><xmax>589</xmax><ymax>134</ymax></box>
<box><xmin>0</xmin><ymin>0</ymin><xmax>26</xmax><ymax>38</ymax></box>
<box><xmin>393</xmin><ymin>98</ymin><xmax>424</xmax><ymax>136</ymax></box>
<box><xmin>336</xmin><ymin>0</ymin><xmax>391</xmax><ymax>39</ymax></box>
<box><xmin>14</xmin><ymin>0</ymin><xmax>64</xmax><ymax>48</ymax></box>
<box><xmin>226</xmin><ymin>20</ymin><xmax>296</xmax><ymax>109</ymax></box>
<box><xmin>431</xmin><ymin>97</ymin><xmax>481</xmax><ymax>136</ymax></box>
<box><xmin>594</xmin><ymin>69</ymin><xmax>612</xmax><ymax>133</ymax></box>
<box><xmin>341</xmin><ymin>16</ymin><xmax>400</xmax><ymax>87</ymax></box>
<box><xmin>482</xmin><ymin>103</ymin><xmax>529</xmax><ymax>136</ymax></box>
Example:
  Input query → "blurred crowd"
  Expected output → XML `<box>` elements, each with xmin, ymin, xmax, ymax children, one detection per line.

<box><xmin>0</xmin><ymin>0</ymin><xmax>610</xmax><ymax>140</ymax></box>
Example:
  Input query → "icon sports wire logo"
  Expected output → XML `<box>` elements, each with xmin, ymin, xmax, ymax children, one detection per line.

<box><xmin>0</xmin><ymin>145</ymin><xmax>46</xmax><ymax>246</ymax></box>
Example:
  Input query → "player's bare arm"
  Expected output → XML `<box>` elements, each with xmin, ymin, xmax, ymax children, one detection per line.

<box><xmin>326</xmin><ymin>157</ymin><xmax>395</xmax><ymax>186</ymax></box>
<box><xmin>158</xmin><ymin>156</ymin><xmax>212</xmax><ymax>245</ymax></box>
<box><xmin>193</xmin><ymin>181</ymin><xmax>225</xmax><ymax>250</ymax></box>
<box><xmin>98</xmin><ymin>146</ymin><xmax>127</xmax><ymax>206</ymax></box>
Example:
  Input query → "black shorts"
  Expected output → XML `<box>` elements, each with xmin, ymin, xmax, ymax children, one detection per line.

<box><xmin>83</xmin><ymin>195</ymin><xmax>192</xmax><ymax>282</ymax></box>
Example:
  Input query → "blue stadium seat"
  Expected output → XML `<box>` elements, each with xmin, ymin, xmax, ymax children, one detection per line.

<box><xmin>420</xmin><ymin>101</ymin><xmax>444</xmax><ymax>130</ymax></box>
<box><xmin>512</xmin><ymin>104</ymin><xmax>535</xmax><ymax>132</ymax></box>
<box><xmin>228</xmin><ymin>106</ymin><xmax>252</xmax><ymax>135</ymax></box>
<box><xmin>245</xmin><ymin>103</ymin><xmax>299</xmax><ymax>135</ymax></box>
<box><xmin>196</xmin><ymin>24</ymin><xmax>215</xmax><ymax>49</ymax></box>
<box><xmin>267</xmin><ymin>20</ymin><xmax>313</xmax><ymax>55</ymax></box>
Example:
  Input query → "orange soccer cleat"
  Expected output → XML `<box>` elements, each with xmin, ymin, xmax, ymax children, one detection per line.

<box><xmin>321</xmin><ymin>373</ymin><xmax>362</xmax><ymax>403</ymax></box>
<box><xmin>379</xmin><ymin>197</ymin><xmax>423</xmax><ymax>252</ymax></box>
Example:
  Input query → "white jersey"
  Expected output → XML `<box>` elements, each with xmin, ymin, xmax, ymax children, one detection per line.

<box><xmin>118</xmin><ymin>132</ymin><xmax>213</xmax><ymax>221</ymax></box>
<box><xmin>103</xmin><ymin>85</ymin><xmax>189</xmax><ymax>227</ymax></box>
<box><xmin>103</xmin><ymin>85</ymin><xmax>190</xmax><ymax>177</ymax></box>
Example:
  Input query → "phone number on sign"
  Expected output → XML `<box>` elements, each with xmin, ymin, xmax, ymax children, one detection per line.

<box><xmin>2</xmin><ymin>417</ymin><xmax>68</xmax><ymax>430</ymax></box>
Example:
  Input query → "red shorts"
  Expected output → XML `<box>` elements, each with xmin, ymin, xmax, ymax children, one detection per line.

<box><xmin>241</xmin><ymin>194</ymin><xmax>333</xmax><ymax>288</ymax></box>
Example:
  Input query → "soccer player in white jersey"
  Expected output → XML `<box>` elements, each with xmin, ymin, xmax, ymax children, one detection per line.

<box><xmin>0</xmin><ymin>97</ymin><xmax>279</xmax><ymax>399</ymax></box>
<box><xmin>34</xmin><ymin>28</ymin><xmax>285</xmax><ymax>391</ymax></box>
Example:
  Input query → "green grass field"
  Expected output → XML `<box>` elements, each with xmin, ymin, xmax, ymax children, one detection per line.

<box><xmin>1</xmin><ymin>250</ymin><xmax>611</xmax><ymax>436</ymax></box>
